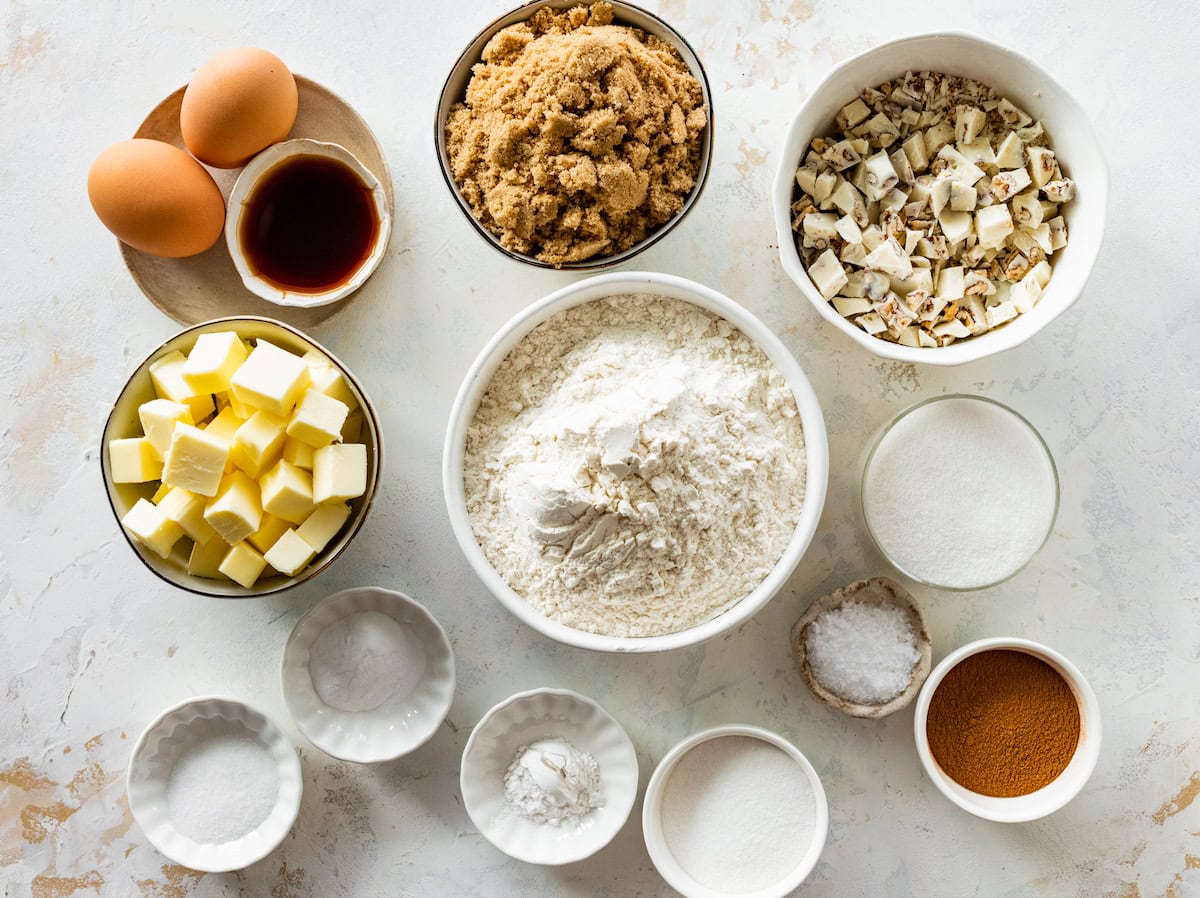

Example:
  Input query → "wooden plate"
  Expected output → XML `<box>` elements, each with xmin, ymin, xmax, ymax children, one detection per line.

<box><xmin>124</xmin><ymin>76</ymin><xmax>394</xmax><ymax>328</ymax></box>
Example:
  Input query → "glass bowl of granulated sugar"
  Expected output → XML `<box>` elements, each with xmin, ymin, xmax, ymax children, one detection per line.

<box><xmin>442</xmin><ymin>271</ymin><xmax>829</xmax><ymax>653</ymax></box>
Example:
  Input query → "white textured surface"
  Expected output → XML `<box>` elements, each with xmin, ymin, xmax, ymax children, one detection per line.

<box><xmin>1</xmin><ymin>1</ymin><xmax>1198</xmax><ymax>896</ymax></box>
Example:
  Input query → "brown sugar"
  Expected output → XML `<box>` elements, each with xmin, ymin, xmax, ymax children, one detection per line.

<box><xmin>445</xmin><ymin>3</ymin><xmax>708</xmax><ymax>266</ymax></box>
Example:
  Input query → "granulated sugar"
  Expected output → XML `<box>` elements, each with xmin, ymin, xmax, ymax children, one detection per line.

<box><xmin>660</xmin><ymin>735</ymin><xmax>816</xmax><ymax>894</ymax></box>
<box><xmin>863</xmin><ymin>396</ymin><xmax>1057</xmax><ymax>589</ymax></box>
<box><xmin>166</xmin><ymin>732</ymin><xmax>278</xmax><ymax>844</ymax></box>
<box><xmin>805</xmin><ymin>600</ymin><xmax>920</xmax><ymax>704</ymax></box>
<box><xmin>464</xmin><ymin>294</ymin><xmax>807</xmax><ymax>637</ymax></box>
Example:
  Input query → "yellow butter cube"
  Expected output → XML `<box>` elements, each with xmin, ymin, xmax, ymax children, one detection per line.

<box><xmin>341</xmin><ymin>409</ymin><xmax>364</xmax><ymax>443</ymax></box>
<box><xmin>156</xmin><ymin>486</ymin><xmax>219</xmax><ymax>544</ymax></box>
<box><xmin>303</xmin><ymin>350</ymin><xmax>359</xmax><ymax>411</ymax></box>
<box><xmin>248</xmin><ymin>513</ymin><xmax>292</xmax><ymax>554</ymax></box>
<box><xmin>230</xmin><ymin>410</ymin><xmax>288</xmax><ymax>479</ymax></box>
<box><xmin>219</xmin><ymin>541</ymin><xmax>269</xmax><ymax>588</ymax></box>
<box><xmin>110</xmin><ymin>437</ymin><xmax>163</xmax><ymax>483</ymax></box>
<box><xmin>163</xmin><ymin>423</ymin><xmax>230</xmax><ymax>497</ymax></box>
<box><xmin>202</xmin><ymin>406</ymin><xmax>244</xmax><ymax>446</ymax></box>
<box><xmin>188</xmin><ymin>537</ymin><xmax>229</xmax><ymax>579</ymax></box>
<box><xmin>122</xmin><ymin>498</ymin><xmax>183</xmax><ymax>559</ymax></box>
<box><xmin>281</xmin><ymin>436</ymin><xmax>314</xmax><ymax>470</ymax></box>
<box><xmin>150</xmin><ymin>351</ymin><xmax>215</xmax><ymax>421</ymax></box>
<box><xmin>296</xmin><ymin>502</ymin><xmax>351</xmax><ymax>553</ymax></box>
<box><xmin>203</xmin><ymin>471</ymin><xmax>263</xmax><ymax>545</ymax></box>
<box><xmin>151</xmin><ymin>482</ymin><xmax>172</xmax><ymax>503</ymax></box>
<box><xmin>263</xmin><ymin>528</ymin><xmax>316</xmax><ymax>576</ymax></box>
<box><xmin>230</xmin><ymin>340</ymin><xmax>311</xmax><ymax>417</ymax></box>
<box><xmin>260</xmin><ymin>460</ymin><xmax>314</xmax><ymax>525</ymax></box>
<box><xmin>286</xmin><ymin>389</ymin><xmax>349</xmax><ymax>449</ymax></box>
<box><xmin>138</xmin><ymin>399</ymin><xmax>194</xmax><ymax>458</ymax></box>
<box><xmin>182</xmin><ymin>332</ymin><xmax>248</xmax><ymax>395</ymax></box>
<box><xmin>313</xmin><ymin>443</ymin><xmax>367</xmax><ymax>504</ymax></box>
<box><xmin>216</xmin><ymin>389</ymin><xmax>254</xmax><ymax>419</ymax></box>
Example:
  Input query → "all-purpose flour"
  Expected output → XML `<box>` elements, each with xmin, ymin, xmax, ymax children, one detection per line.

<box><xmin>464</xmin><ymin>294</ymin><xmax>807</xmax><ymax>637</ymax></box>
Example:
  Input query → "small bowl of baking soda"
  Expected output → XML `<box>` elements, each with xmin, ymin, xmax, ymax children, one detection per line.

<box><xmin>281</xmin><ymin>587</ymin><xmax>456</xmax><ymax>763</ymax></box>
<box><xmin>642</xmin><ymin>725</ymin><xmax>828</xmax><ymax>898</ymax></box>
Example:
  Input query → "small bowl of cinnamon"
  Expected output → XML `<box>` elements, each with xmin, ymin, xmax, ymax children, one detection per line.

<box><xmin>913</xmin><ymin>637</ymin><xmax>1102</xmax><ymax>822</ymax></box>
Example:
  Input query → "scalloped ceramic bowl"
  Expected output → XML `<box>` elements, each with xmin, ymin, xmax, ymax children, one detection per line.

<box><xmin>772</xmin><ymin>32</ymin><xmax>1108</xmax><ymax>365</ymax></box>
<box><xmin>913</xmin><ymin>637</ymin><xmax>1101</xmax><ymax>822</ymax></box>
<box><xmin>642</xmin><ymin>724</ymin><xmax>829</xmax><ymax>897</ymax></box>
<box><xmin>460</xmin><ymin>688</ymin><xmax>638</xmax><ymax>865</ymax></box>
<box><xmin>101</xmin><ymin>316</ymin><xmax>382</xmax><ymax>598</ymax></box>
<box><xmin>226</xmin><ymin>138</ymin><xmax>392</xmax><ymax>308</ymax></box>
<box><xmin>435</xmin><ymin>0</ymin><xmax>713</xmax><ymax>270</ymax></box>
<box><xmin>126</xmin><ymin>696</ymin><xmax>302</xmax><ymax>872</ymax></box>
<box><xmin>281</xmin><ymin>587</ymin><xmax>456</xmax><ymax>763</ymax></box>
<box><xmin>443</xmin><ymin>271</ymin><xmax>829</xmax><ymax>653</ymax></box>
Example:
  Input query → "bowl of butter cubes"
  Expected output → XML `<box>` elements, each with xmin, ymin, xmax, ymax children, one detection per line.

<box><xmin>102</xmin><ymin>317</ymin><xmax>382</xmax><ymax>597</ymax></box>
<box><xmin>772</xmin><ymin>32</ymin><xmax>1107</xmax><ymax>365</ymax></box>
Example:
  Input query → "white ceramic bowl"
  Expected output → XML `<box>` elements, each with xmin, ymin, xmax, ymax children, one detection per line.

<box><xmin>101</xmin><ymin>316</ymin><xmax>383</xmax><ymax>598</ymax></box>
<box><xmin>442</xmin><ymin>271</ymin><xmax>829</xmax><ymax>652</ymax></box>
<box><xmin>772</xmin><ymin>31</ymin><xmax>1108</xmax><ymax>365</ymax></box>
<box><xmin>642</xmin><ymin>724</ymin><xmax>829</xmax><ymax>898</ymax></box>
<box><xmin>434</xmin><ymin>0</ymin><xmax>713</xmax><ymax>270</ymax></box>
<box><xmin>226</xmin><ymin>138</ymin><xmax>392</xmax><ymax>307</ymax></box>
<box><xmin>126</xmin><ymin>695</ymin><xmax>303</xmax><ymax>872</ymax></box>
<box><xmin>280</xmin><ymin>587</ymin><xmax>456</xmax><ymax>763</ymax></box>
<box><xmin>913</xmin><ymin>637</ymin><xmax>1101</xmax><ymax>822</ymax></box>
<box><xmin>460</xmin><ymin>688</ymin><xmax>638</xmax><ymax>865</ymax></box>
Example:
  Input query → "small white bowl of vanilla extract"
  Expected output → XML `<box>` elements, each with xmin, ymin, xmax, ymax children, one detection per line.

<box><xmin>226</xmin><ymin>138</ymin><xmax>392</xmax><ymax>308</ymax></box>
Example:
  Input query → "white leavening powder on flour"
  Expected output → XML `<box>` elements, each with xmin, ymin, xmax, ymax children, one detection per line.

<box><xmin>464</xmin><ymin>294</ymin><xmax>807</xmax><ymax>637</ymax></box>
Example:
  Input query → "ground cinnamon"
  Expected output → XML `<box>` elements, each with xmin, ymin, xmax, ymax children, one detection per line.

<box><xmin>925</xmin><ymin>648</ymin><xmax>1080</xmax><ymax>797</ymax></box>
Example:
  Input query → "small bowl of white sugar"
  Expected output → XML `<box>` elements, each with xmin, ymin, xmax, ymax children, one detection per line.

<box><xmin>460</xmin><ymin>688</ymin><xmax>639</xmax><ymax>865</ymax></box>
<box><xmin>126</xmin><ymin>696</ymin><xmax>302</xmax><ymax>872</ymax></box>
<box><xmin>791</xmin><ymin>577</ymin><xmax>932</xmax><ymax>718</ymax></box>
<box><xmin>280</xmin><ymin>587</ymin><xmax>456</xmax><ymax>763</ymax></box>
<box><xmin>643</xmin><ymin>724</ymin><xmax>828</xmax><ymax>898</ymax></box>
<box><xmin>861</xmin><ymin>394</ymin><xmax>1059</xmax><ymax>590</ymax></box>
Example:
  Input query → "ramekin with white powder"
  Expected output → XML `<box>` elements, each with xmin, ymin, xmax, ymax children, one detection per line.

<box><xmin>463</xmin><ymin>293</ymin><xmax>808</xmax><ymax>638</ymax></box>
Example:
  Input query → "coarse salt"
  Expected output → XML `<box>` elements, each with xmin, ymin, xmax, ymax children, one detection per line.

<box><xmin>805</xmin><ymin>600</ymin><xmax>920</xmax><ymax>704</ymax></box>
<box><xmin>165</xmin><ymin>732</ymin><xmax>278</xmax><ymax>844</ymax></box>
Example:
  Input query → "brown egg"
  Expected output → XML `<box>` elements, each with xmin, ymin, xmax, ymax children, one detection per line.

<box><xmin>181</xmin><ymin>48</ymin><xmax>298</xmax><ymax>169</ymax></box>
<box><xmin>87</xmin><ymin>139</ymin><xmax>225</xmax><ymax>258</ymax></box>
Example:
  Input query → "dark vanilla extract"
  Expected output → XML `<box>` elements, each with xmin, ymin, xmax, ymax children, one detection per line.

<box><xmin>240</xmin><ymin>155</ymin><xmax>378</xmax><ymax>293</ymax></box>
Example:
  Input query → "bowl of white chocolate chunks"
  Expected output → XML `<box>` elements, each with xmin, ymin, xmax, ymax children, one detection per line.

<box><xmin>772</xmin><ymin>32</ymin><xmax>1107</xmax><ymax>365</ymax></box>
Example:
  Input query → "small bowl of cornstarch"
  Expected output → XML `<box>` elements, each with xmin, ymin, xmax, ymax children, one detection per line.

<box><xmin>791</xmin><ymin>577</ymin><xmax>932</xmax><ymax>718</ymax></box>
<box><xmin>642</xmin><ymin>725</ymin><xmax>828</xmax><ymax>897</ymax></box>
<box><xmin>126</xmin><ymin>696</ymin><xmax>302</xmax><ymax>872</ymax></box>
<box><xmin>280</xmin><ymin>587</ymin><xmax>456</xmax><ymax>763</ymax></box>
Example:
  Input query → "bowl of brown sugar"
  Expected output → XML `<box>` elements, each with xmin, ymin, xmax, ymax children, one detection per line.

<box><xmin>913</xmin><ymin>637</ymin><xmax>1101</xmax><ymax>822</ymax></box>
<box><xmin>435</xmin><ymin>0</ymin><xmax>712</xmax><ymax>269</ymax></box>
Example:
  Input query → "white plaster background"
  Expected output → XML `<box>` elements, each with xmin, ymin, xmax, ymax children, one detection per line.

<box><xmin>1</xmin><ymin>1</ymin><xmax>1198</xmax><ymax>896</ymax></box>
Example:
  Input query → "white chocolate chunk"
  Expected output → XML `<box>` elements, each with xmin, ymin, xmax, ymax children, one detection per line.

<box><xmin>991</xmin><ymin>168</ymin><xmax>1032</xmax><ymax>203</ymax></box>
<box><xmin>938</xmin><ymin>210</ymin><xmax>974</xmax><ymax>245</ymax></box>
<box><xmin>1047</xmin><ymin>216</ymin><xmax>1068</xmax><ymax>251</ymax></box>
<box><xmin>803</xmin><ymin>212</ymin><xmax>840</xmax><ymax>247</ymax></box>
<box><xmin>863</xmin><ymin>237</ymin><xmax>913</xmax><ymax>278</ymax></box>
<box><xmin>949</xmin><ymin>182</ymin><xmax>977</xmax><ymax>212</ymax></box>
<box><xmin>814</xmin><ymin>171</ymin><xmax>838</xmax><ymax>205</ymax></box>
<box><xmin>832</xmin><ymin>296</ymin><xmax>873</xmax><ymax>317</ymax></box>
<box><xmin>1010</xmin><ymin>190</ymin><xmax>1044</xmax><ymax>228</ymax></box>
<box><xmin>936</xmin><ymin>145</ymin><xmax>985</xmax><ymax>188</ymax></box>
<box><xmin>889</xmin><ymin>147</ymin><xmax>915</xmax><ymax>185</ymax></box>
<box><xmin>856</xmin><ymin>311</ymin><xmax>887</xmax><ymax>335</ymax></box>
<box><xmin>933</xmin><ymin>318</ymin><xmax>971</xmax><ymax>339</ymax></box>
<box><xmin>1027</xmin><ymin>146</ymin><xmax>1058</xmax><ymax>188</ymax></box>
<box><xmin>994</xmin><ymin>132</ymin><xmax>1025</xmax><ymax>170</ymax></box>
<box><xmin>935</xmin><ymin>266</ymin><xmax>965</xmax><ymax>300</ymax></box>
<box><xmin>835</xmin><ymin>215</ymin><xmax>863</xmax><ymax>244</ymax></box>
<box><xmin>822</xmin><ymin>139</ymin><xmax>861</xmax><ymax>171</ymax></box>
<box><xmin>808</xmin><ymin>249</ymin><xmax>849</xmax><ymax>298</ymax></box>
<box><xmin>923</xmin><ymin>121</ymin><xmax>955</xmax><ymax>158</ymax></box>
<box><xmin>796</xmin><ymin>166</ymin><xmax>819</xmax><ymax>196</ymax></box>
<box><xmin>1042</xmin><ymin>179</ymin><xmax>1075</xmax><ymax>203</ymax></box>
<box><xmin>902</xmin><ymin>132</ymin><xmax>930</xmax><ymax>173</ymax></box>
<box><xmin>997</xmin><ymin>97</ymin><xmax>1032</xmax><ymax>128</ymax></box>
<box><xmin>957</xmin><ymin>138</ymin><xmax>996</xmax><ymax>169</ymax></box>
<box><xmin>837</xmin><ymin>97</ymin><xmax>871</xmax><ymax>130</ymax></box>
<box><xmin>861</xmin><ymin>270</ymin><xmax>891</xmax><ymax>301</ymax></box>
<box><xmin>930</xmin><ymin>177</ymin><xmax>953</xmax><ymax>217</ymax></box>
<box><xmin>975</xmin><ymin>204</ymin><xmax>1015</xmax><ymax>248</ymax></box>
<box><xmin>955</xmin><ymin>105</ymin><xmax>987</xmax><ymax>144</ymax></box>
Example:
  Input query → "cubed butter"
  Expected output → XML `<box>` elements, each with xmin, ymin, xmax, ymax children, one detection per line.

<box><xmin>122</xmin><ymin>499</ymin><xmax>183</xmax><ymax>559</ymax></box>
<box><xmin>151</xmin><ymin>482</ymin><xmax>172</xmax><ymax>503</ymax></box>
<box><xmin>263</xmin><ymin>529</ymin><xmax>316</xmax><ymax>577</ymax></box>
<box><xmin>216</xmin><ymin>389</ymin><xmax>254</xmax><ymax>419</ymax></box>
<box><xmin>202</xmin><ymin>406</ymin><xmax>244</xmax><ymax>448</ymax></box>
<box><xmin>260</xmin><ymin>460</ymin><xmax>315</xmax><ymax>525</ymax></box>
<box><xmin>109</xmin><ymin>437</ymin><xmax>163</xmax><ymax>483</ymax></box>
<box><xmin>295</xmin><ymin>503</ymin><xmax>351</xmax><ymax>553</ymax></box>
<box><xmin>149</xmin><ymin>350</ymin><xmax>215</xmax><ymax>421</ymax></box>
<box><xmin>138</xmin><ymin>399</ymin><xmax>194</xmax><ymax>458</ymax></box>
<box><xmin>287</xmin><ymin>390</ymin><xmax>349</xmax><ymax>449</ymax></box>
<box><xmin>230</xmin><ymin>410</ymin><xmax>288</xmax><ymax>479</ymax></box>
<box><xmin>182</xmin><ymin>332</ymin><xmax>248</xmax><ymax>395</ymax></box>
<box><xmin>162</xmin><ymin>423</ymin><xmax>230</xmax><ymax>497</ymax></box>
<box><xmin>303</xmin><ymin>351</ymin><xmax>359</xmax><ymax>411</ymax></box>
<box><xmin>219</xmin><ymin>541</ymin><xmax>268</xmax><ymax>589</ymax></box>
<box><xmin>203</xmin><ymin>471</ymin><xmax>263</xmax><ymax>545</ymax></box>
<box><xmin>313</xmin><ymin>443</ymin><xmax>367</xmax><ymax>505</ymax></box>
<box><xmin>230</xmin><ymin>340</ymin><xmax>311</xmax><ymax>417</ymax></box>
<box><xmin>248</xmin><ymin>513</ymin><xmax>292</xmax><ymax>554</ymax></box>
<box><xmin>188</xmin><ymin>537</ymin><xmax>229</xmax><ymax>580</ymax></box>
<box><xmin>281</xmin><ymin>436</ymin><xmax>314</xmax><ymax>471</ymax></box>
<box><xmin>156</xmin><ymin>486</ymin><xmax>220</xmax><ymax>545</ymax></box>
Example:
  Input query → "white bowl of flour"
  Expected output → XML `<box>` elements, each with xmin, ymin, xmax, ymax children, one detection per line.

<box><xmin>443</xmin><ymin>272</ymin><xmax>828</xmax><ymax>652</ymax></box>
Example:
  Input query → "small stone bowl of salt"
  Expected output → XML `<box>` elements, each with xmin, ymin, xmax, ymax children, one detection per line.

<box><xmin>126</xmin><ymin>696</ymin><xmax>302</xmax><ymax>872</ymax></box>
<box><xmin>281</xmin><ymin>587</ymin><xmax>455</xmax><ymax>763</ymax></box>
<box><xmin>791</xmin><ymin>577</ymin><xmax>932</xmax><ymax>719</ymax></box>
<box><xmin>460</xmin><ymin>688</ymin><xmax>638</xmax><ymax>865</ymax></box>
